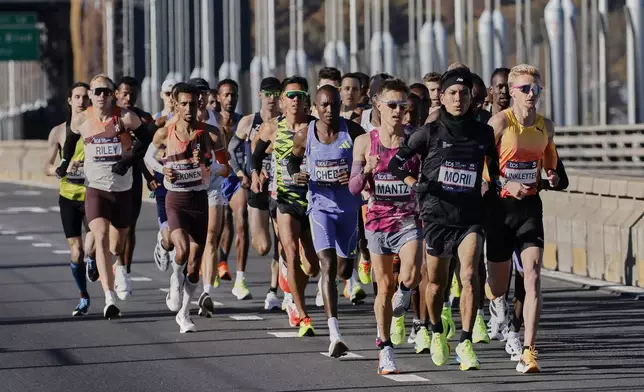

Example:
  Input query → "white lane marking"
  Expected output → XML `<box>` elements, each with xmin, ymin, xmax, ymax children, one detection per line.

<box><xmin>159</xmin><ymin>288</ymin><xmax>169</xmax><ymax>293</ymax></box>
<box><xmin>53</xmin><ymin>249</ymin><xmax>71</xmax><ymax>254</ymax></box>
<box><xmin>190</xmin><ymin>300</ymin><xmax>224</xmax><ymax>307</ymax></box>
<box><xmin>49</xmin><ymin>206</ymin><xmax>60</xmax><ymax>212</ymax></box>
<box><xmin>0</xmin><ymin>206</ymin><xmax>48</xmax><ymax>214</ymax></box>
<box><xmin>268</xmin><ymin>331</ymin><xmax>299</xmax><ymax>338</ymax></box>
<box><xmin>130</xmin><ymin>277</ymin><xmax>152</xmax><ymax>282</ymax></box>
<box><xmin>13</xmin><ymin>190</ymin><xmax>42</xmax><ymax>196</ymax></box>
<box><xmin>1</xmin><ymin>230</ymin><xmax>17</xmax><ymax>235</ymax></box>
<box><xmin>16</xmin><ymin>235</ymin><xmax>34</xmax><ymax>240</ymax></box>
<box><xmin>32</xmin><ymin>243</ymin><xmax>52</xmax><ymax>248</ymax></box>
<box><xmin>382</xmin><ymin>375</ymin><xmax>430</xmax><ymax>382</ymax></box>
<box><xmin>320</xmin><ymin>352</ymin><xmax>363</xmax><ymax>358</ymax></box>
<box><xmin>229</xmin><ymin>315</ymin><xmax>263</xmax><ymax>321</ymax></box>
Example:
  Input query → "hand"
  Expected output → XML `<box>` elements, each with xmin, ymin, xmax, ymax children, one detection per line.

<box><xmin>155</xmin><ymin>115</ymin><xmax>167</xmax><ymax>128</ymax></box>
<box><xmin>481</xmin><ymin>180</ymin><xmax>489</xmax><ymax>196</ymax></box>
<box><xmin>337</xmin><ymin>169</ymin><xmax>349</xmax><ymax>185</ymax></box>
<box><xmin>260</xmin><ymin>168</ymin><xmax>269</xmax><ymax>183</ymax></box>
<box><xmin>545</xmin><ymin>169</ymin><xmax>559</xmax><ymax>188</ymax></box>
<box><xmin>238</xmin><ymin>171</ymin><xmax>250</xmax><ymax>189</ymax></box>
<box><xmin>55</xmin><ymin>160</ymin><xmax>70</xmax><ymax>179</ymax></box>
<box><xmin>68</xmin><ymin>160</ymin><xmax>82</xmax><ymax>173</ymax></box>
<box><xmin>504</xmin><ymin>181</ymin><xmax>533</xmax><ymax>200</ymax></box>
<box><xmin>147</xmin><ymin>179</ymin><xmax>159</xmax><ymax>191</ymax></box>
<box><xmin>163</xmin><ymin>167</ymin><xmax>177</xmax><ymax>183</ymax></box>
<box><xmin>111</xmin><ymin>161</ymin><xmax>130</xmax><ymax>176</ymax></box>
<box><xmin>293</xmin><ymin>171</ymin><xmax>309</xmax><ymax>186</ymax></box>
<box><xmin>251</xmin><ymin>171</ymin><xmax>262</xmax><ymax>193</ymax></box>
<box><xmin>364</xmin><ymin>155</ymin><xmax>380</xmax><ymax>174</ymax></box>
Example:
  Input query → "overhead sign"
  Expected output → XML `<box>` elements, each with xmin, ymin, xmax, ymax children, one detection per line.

<box><xmin>0</xmin><ymin>12</ymin><xmax>39</xmax><ymax>61</ymax></box>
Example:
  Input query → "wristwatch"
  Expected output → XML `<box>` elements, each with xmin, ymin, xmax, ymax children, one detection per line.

<box><xmin>496</xmin><ymin>177</ymin><xmax>508</xmax><ymax>189</ymax></box>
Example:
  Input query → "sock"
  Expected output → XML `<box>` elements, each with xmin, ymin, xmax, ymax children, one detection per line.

<box><xmin>105</xmin><ymin>290</ymin><xmax>116</xmax><ymax>305</ymax></box>
<box><xmin>203</xmin><ymin>283</ymin><xmax>212</xmax><ymax>295</ymax></box>
<box><xmin>377</xmin><ymin>339</ymin><xmax>393</xmax><ymax>349</ymax></box>
<box><xmin>218</xmin><ymin>249</ymin><xmax>227</xmax><ymax>263</ymax></box>
<box><xmin>399</xmin><ymin>282</ymin><xmax>410</xmax><ymax>291</ymax></box>
<box><xmin>180</xmin><ymin>277</ymin><xmax>198</xmax><ymax>314</ymax></box>
<box><xmin>523</xmin><ymin>345</ymin><xmax>531</xmax><ymax>353</ymax></box>
<box><xmin>236</xmin><ymin>271</ymin><xmax>245</xmax><ymax>283</ymax></box>
<box><xmin>432</xmin><ymin>322</ymin><xmax>444</xmax><ymax>334</ymax></box>
<box><xmin>448</xmin><ymin>293</ymin><xmax>455</xmax><ymax>305</ymax></box>
<box><xmin>171</xmin><ymin>261</ymin><xmax>183</xmax><ymax>275</ymax></box>
<box><xmin>269</xmin><ymin>286</ymin><xmax>278</xmax><ymax>293</ymax></box>
<box><xmin>477</xmin><ymin>308</ymin><xmax>484</xmax><ymax>317</ymax></box>
<box><xmin>328</xmin><ymin>317</ymin><xmax>340</xmax><ymax>340</ymax></box>
<box><xmin>443</xmin><ymin>301</ymin><xmax>450</xmax><ymax>309</ymax></box>
<box><xmin>412</xmin><ymin>319</ymin><xmax>423</xmax><ymax>332</ymax></box>
<box><xmin>70</xmin><ymin>261</ymin><xmax>88</xmax><ymax>297</ymax></box>
<box><xmin>460</xmin><ymin>330</ymin><xmax>473</xmax><ymax>343</ymax></box>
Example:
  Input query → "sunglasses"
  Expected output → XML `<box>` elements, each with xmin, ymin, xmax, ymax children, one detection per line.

<box><xmin>262</xmin><ymin>90</ymin><xmax>280</xmax><ymax>98</ymax></box>
<box><xmin>93</xmin><ymin>87</ymin><xmax>113</xmax><ymax>96</ymax></box>
<box><xmin>284</xmin><ymin>90</ymin><xmax>309</xmax><ymax>100</ymax></box>
<box><xmin>512</xmin><ymin>83</ymin><xmax>542</xmax><ymax>96</ymax></box>
<box><xmin>382</xmin><ymin>100</ymin><xmax>409</xmax><ymax>110</ymax></box>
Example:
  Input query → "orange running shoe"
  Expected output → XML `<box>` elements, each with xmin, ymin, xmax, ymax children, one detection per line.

<box><xmin>218</xmin><ymin>261</ymin><xmax>232</xmax><ymax>281</ymax></box>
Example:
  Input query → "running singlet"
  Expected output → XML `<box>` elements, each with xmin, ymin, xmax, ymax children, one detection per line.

<box><xmin>365</xmin><ymin>130</ymin><xmax>420</xmax><ymax>232</ymax></box>
<box><xmin>246</xmin><ymin>112</ymin><xmax>273</xmax><ymax>191</ymax></box>
<box><xmin>59</xmin><ymin>123</ymin><xmax>86</xmax><ymax>201</ymax></box>
<box><xmin>306</xmin><ymin>119</ymin><xmax>362</xmax><ymax>214</ymax></box>
<box><xmin>82</xmin><ymin>107</ymin><xmax>133</xmax><ymax>192</ymax></box>
<box><xmin>360</xmin><ymin>109</ymin><xmax>377</xmax><ymax>133</ymax></box>
<box><xmin>163</xmin><ymin>124</ymin><xmax>211</xmax><ymax>192</ymax></box>
<box><xmin>498</xmin><ymin>109</ymin><xmax>557</xmax><ymax>198</ymax></box>
<box><xmin>274</xmin><ymin>115</ymin><xmax>308</xmax><ymax>208</ymax></box>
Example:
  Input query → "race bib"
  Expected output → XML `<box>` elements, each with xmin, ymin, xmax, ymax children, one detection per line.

<box><xmin>262</xmin><ymin>156</ymin><xmax>272</xmax><ymax>175</ymax></box>
<box><xmin>66</xmin><ymin>161</ymin><xmax>85</xmax><ymax>184</ymax></box>
<box><xmin>373</xmin><ymin>172</ymin><xmax>411</xmax><ymax>201</ymax></box>
<box><xmin>279</xmin><ymin>158</ymin><xmax>307</xmax><ymax>187</ymax></box>
<box><xmin>439</xmin><ymin>160</ymin><xmax>477</xmax><ymax>192</ymax></box>
<box><xmin>171</xmin><ymin>163</ymin><xmax>204</xmax><ymax>188</ymax></box>
<box><xmin>504</xmin><ymin>161</ymin><xmax>538</xmax><ymax>184</ymax></box>
<box><xmin>314</xmin><ymin>158</ymin><xmax>348</xmax><ymax>185</ymax></box>
<box><xmin>91</xmin><ymin>136</ymin><xmax>122</xmax><ymax>162</ymax></box>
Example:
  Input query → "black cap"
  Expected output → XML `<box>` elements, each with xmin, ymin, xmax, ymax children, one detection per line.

<box><xmin>187</xmin><ymin>77</ymin><xmax>210</xmax><ymax>91</ymax></box>
<box><xmin>369</xmin><ymin>73</ymin><xmax>393</xmax><ymax>99</ymax></box>
<box><xmin>260</xmin><ymin>77</ymin><xmax>281</xmax><ymax>92</ymax></box>
<box><xmin>440</xmin><ymin>68</ymin><xmax>473</xmax><ymax>91</ymax></box>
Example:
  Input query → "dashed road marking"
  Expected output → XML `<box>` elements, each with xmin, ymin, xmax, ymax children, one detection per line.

<box><xmin>0</xmin><ymin>207</ymin><xmax>48</xmax><ymax>214</ymax></box>
<box><xmin>130</xmin><ymin>277</ymin><xmax>152</xmax><ymax>282</ymax></box>
<box><xmin>229</xmin><ymin>315</ymin><xmax>263</xmax><ymax>321</ymax></box>
<box><xmin>190</xmin><ymin>300</ymin><xmax>224</xmax><ymax>307</ymax></box>
<box><xmin>1</xmin><ymin>230</ymin><xmax>17</xmax><ymax>235</ymax></box>
<box><xmin>320</xmin><ymin>352</ymin><xmax>363</xmax><ymax>358</ymax></box>
<box><xmin>16</xmin><ymin>235</ymin><xmax>34</xmax><ymax>240</ymax></box>
<box><xmin>53</xmin><ymin>249</ymin><xmax>71</xmax><ymax>254</ymax></box>
<box><xmin>32</xmin><ymin>243</ymin><xmax>52</xmax><ymax>248</ymax></box>
<box><xmin>13</xmin><ymin>190</ymin><xmax>42</xmax><ymax>196</ymax></box>
<box><xmin>159</xmin><ymin>288</ymin><xmax>169</xmax><ymax>293</ymax></box>
<box><xmin>268</xmin><ymin>331</ymin><xmax>299</xmax><ymax>338</ymax></box>
<box><xmin>382</xmin><ymin>374</ymin><xmax>430</xmax><ymax>382</ymax></box>
<box><xmin>49</xmin><ymin>206</ymin><xmax>60</xmax><ymax>212</ymax></box>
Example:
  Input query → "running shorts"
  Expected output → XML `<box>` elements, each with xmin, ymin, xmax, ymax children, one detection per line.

<box><xmin>247</xmin><ymin>183</ymin><xmax>270</xmax><ymax>210</ymax></box>
<box><xmin>269</xmin><ymin>198</ymin><xmax>278</xmax><ymax>221</ymax></box>
<box><xmin>277</xmin><ymin>201</ymin><xmax>310</xmax><ymax>231</ymax></box>
<box><xmin>85</xmin><ymin>187</ymin><xmax>132</xmax><ymax>229</ymax></box>
<box><xmin>365</xmin><ymin>223</ymin><xmax>421</xmax><ymax>256</ymax></box>
<box><xmin>165</xmin><ymin>190</ymin><xmax>208</xmax><ymax>245</ymax></box>
<box><xmin>485</xmin><ymin>195</ymin><xmax>544</xmax><ymax>263</ymax></box>
<box><xmin>423</xmin><ymin>222</ymin><xmax>483</xmax><ymax>259</ymax></box>
<box><xmin>130</xmin><ymin>165</ymin><xmax>143</xmax><ymax>225</ymax></box>
<box><xmin>59</xmin><ymin>195</ymin><xmax>86</xmax><ymax>238</ymax></box>
<box><xmin>207</xmin><ymin>176</ymin><xmax>227</xmax><ymax>207</ymax></box>
<box><xmin>309</xmin><ymin>210</ymin><xmax>358</xmax><ymax>258</ymax></box>
<box><xmin>222</xmin><ymin>175</ymin><xmax>242</xmax><ymax>203</ymax></box>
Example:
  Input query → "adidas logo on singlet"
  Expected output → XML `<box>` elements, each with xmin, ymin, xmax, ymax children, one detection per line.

<box><xmin>339</xmin><ymin>141</ymin><xmax>352</xmax><ymax>149</ymax></box>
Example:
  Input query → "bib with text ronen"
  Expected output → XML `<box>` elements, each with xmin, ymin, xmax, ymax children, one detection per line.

<box><xmin>373</xmin><ymin>172</ymin><xmax>411</xmax><ymax>202</ymax></box>
<box><xmin>314</xmin><ymin>158</ymin><xmax>349</xmax><ymax>186</ymax></box>
<box><xmin>504</xmin><ymin>160</ymin><xmax>538</xmax><ymax>184</ymax></box>
<box><xmin>279</xmin><ymin>158</ymin><xmax>307</xmax><ymax>187</ymax></box>
<box><xmin>439</xmin><ymin>160</ymin><xmax>477</xmax><ymax>192</ymax></box>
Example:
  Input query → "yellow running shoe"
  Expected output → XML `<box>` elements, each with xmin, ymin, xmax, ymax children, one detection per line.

<box><xmin>390</xmin><ymin>315</ymin><xmax>406</xmax><ymax>346</ymax></box>
<box><xmin>343</xmin><ymin>282</ymin><xmax>350</xmax><ymax>299</ymax></box>
<box><xmin>232</xmin><ymin>278</ymin><xmax>252</xmax><ymax>300</ymax></box>
<box><xmin>456</xmin><ymin>339</ymin><xmax>481</xmax><ymax>370</ymax></box>
<box><xmin>516</xmin><ymin>346</ymin><xmax>541</xmax><ymax>373</ymax></box>
<box><xmin>298</xmin><ymin>317</ymin><xmax>315</xmax><ymax>337</ymax></box>
<box><xmin>442</xmin><ymin>306</ymin><xmax>456</xmax><ymax>340</ymax></box>
<box><xmin>450</xmin><ymin>274</ymin><xmax>461</xmax><ymax>298</ymax></box>
<box><xmin>414</xmin><ymin>326</ymin><xmax>431</xmax><ymax>354</ymax></box>
<box><xmin>350</xmin><ymin>284</ymin><xmax>366</xmax><ymax>305</ymax></box>
<box><xmin>358</xmin><ymin>258</ymin><xmax>372</xmax><ymax>284</ymax></box>
<box><xmin>472</xmin><ymin>314</ymin><xmax>490</xmax><ymax>344</ymax></box>
<box><xmin>430</xmin><ymin>331</ymin><xmax>450</xmax><ymax>366</ymax></box>
<box><xmin>212</xmin><ymin>275</ymin><xmax>221</xmax><ymax>289</ymax></box>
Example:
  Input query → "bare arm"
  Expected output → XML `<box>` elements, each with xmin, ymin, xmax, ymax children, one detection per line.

<box><xmin>287</xmin><ymin>126</ymin><xmax>307</xmax><ymax>175</ymax></box>
<box><xmin>44</xmin><ymin>124</ymin><xmax>62</xmax><ymax>176</ymax></box>
<box><xmin>487</xmin><ymin>111</ymin><xmax>508</xmax><ymax>146</ymax></box>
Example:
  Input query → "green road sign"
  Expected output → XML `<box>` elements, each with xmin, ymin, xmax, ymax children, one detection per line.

<box><xmin>0</xmin><ymin>13</ymin><xmax>37</xmax><ymax>26</ymax></box>
<box><xmin>0</xmin><ymin>27</ymin><xmax>40</xmax><ymax>61</ymax></box>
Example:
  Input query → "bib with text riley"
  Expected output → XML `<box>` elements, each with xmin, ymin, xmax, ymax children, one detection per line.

<box><xmin>90</xmin><ymin>136</ymin><xmax>123</xmax><ymax>163</ymax></box>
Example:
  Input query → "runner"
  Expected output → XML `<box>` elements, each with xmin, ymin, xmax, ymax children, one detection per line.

<box><xmin>485</xmin><ymin>64</ymin><xmax>559</xmax><ymax>373</ymax></box>
<box><xmin>409</xmin><ymin>83</ymin><xmax>430</xmax><ymax>124</ymax></box>
<box><xmin>391</xmin><ymin>68</ymin><xmax>500</xmax><ymax>370</ymax></box>
<box><xmin>229</xmin><ymin>76</ymin><xmax>282</xmax><ymax>309</ymax></box>
<box><xmin>340</xmin><ymin>72</ymin><xmax>363</xmax><ymax>123</ymax></box>
<box><xmin>250</xmin><ymin>76</ymin><xmax>320</xmax><ymax>336</ymax></box>
<box><xmin>489</xmin><ymin>67</ymin><xmax>511</xmax><ymax>116</ymax></box>
<box><xmin>360</xmin><ymin>73</ymin><xmax>393</xmax><ymax>133</ymax></box>
<box><xmin>45</xmin><ymin>82</ymin><xmax>96</xmax><ymax>316</ymax></box>
<box><xmin>422</xmin><ymin>72</ymin><xmax>442</xmax><ymax>115</ymax></box>
<box><xmin>311</xmin><ymin>67</ymin><xmax>341</xmax><ymax>118</ymax></box>
<box><xmin>289</xmin><ymin>85</ymin><xmax>365</xmax><ymax>356</ymax></box>
<box><xmin>207</xmin><ymin>89</ymin><xmax>220</xmax><ymax>113</ymax></box>
<box><xmin>350</xmin><ymin>78</ymin><xmax>423</xmax><ymax>374</ymax></box>
<box><xmin>472</xmin><ymin>74</ymin><xmax>492</xmax><ymax>124</ymax></box>
<box><xmin>354</xmin><ymin>72</ymin><xmax>371</xmax><ymax>110</ymax></box>
<box><xmin>56</xmin><ymin>74</ymin><xmax>151</xmax><ymax>318</ymax></box>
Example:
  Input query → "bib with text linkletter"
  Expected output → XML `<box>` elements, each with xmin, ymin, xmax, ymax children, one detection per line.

<box><xmin>504</xmin><ymin>160</ymin><xmax>538</xmax><ymax>185</ymax></box>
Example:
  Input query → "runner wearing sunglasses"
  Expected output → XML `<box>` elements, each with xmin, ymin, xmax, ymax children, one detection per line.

<box><xmin>484</xmin><ymin>64</ymin><xmax>559</xmax><ymax>374</ymax></box>
<box><xmin>251</xmin><ymin>76</ymin><xmax>319</xmax><ymax>336</ymax></box>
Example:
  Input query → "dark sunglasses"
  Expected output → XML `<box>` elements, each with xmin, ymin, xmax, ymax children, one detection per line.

<box><xmin>262</xmin><ymin>90</ymin><xmax>280</xmax><ymax>98</ymax></box>
<box><xmin>512</xmin><ymin>83</ymin><xmax>542</xmax><ymax>96</ymax></box>
<box><xmin>93</xmin><ymin>87</ymin><xmax>113</xmax><ymax>96</ymax></box>
<box><xmin>382</xmin><ymin>100</ymin><xmax>409</xmax><ymax>110</ymax></box>
<box><xmin>284</xmin><ymin>90</ymin><xmax>308</xmax><ymax>100</ymax></box>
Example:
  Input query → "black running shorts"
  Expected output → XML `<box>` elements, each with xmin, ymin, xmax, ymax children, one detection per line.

<box><xmin>59</xmin><ymin>195</ymin><xmax>87</xmax><ymax>239</ymax></box>
<box><xmin>247</xmin><ymin>184</ymin><xmax>270</xmax><ymax>210</ymax></box>
<box><xmin>277</xmin><ymin>201</ymin><xmax>310</xmax><ymax>231</ymax></box>
<box><xmin>423</xmin><ymin>222</ymin><xmax>483</xmax><ymax>259</ymax></box>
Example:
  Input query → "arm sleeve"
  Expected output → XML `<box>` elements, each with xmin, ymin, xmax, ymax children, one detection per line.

<box><xmin>144</xmin><ymin>143</ymin><xmax>164</xmax><ymax>174</ymax></box>
<box><xmin>388</xmin><ymin>130</ymin><xmax>427</xmax><ymax>182</ymax></box>
<box><xmin>120</xmin><ymin>123</ymin><xmax>153</xmax><ymax>165</ymax></box>
<box><xmin>349</xmin><ymin>160</ymin><xmax>368</xmax><ymax>195</ymax></box>
<box><xmin>227</xmin><ymin>134</ymin><xmax>245</xmax><ymax>174</ymax></box>
<box><xmin>56</xmin><ymin>125</ymin><xmax>80</xmax><ymax>178</ymax></box>
<box><xmin>287</xmin><ymin>154</ymin><xmax>304</xmax><ymax>176</ymax></box>
<box><xmin>251</xmin><ymin>138</ymin><xmax>271</xmax><ymax>172</ymax></box>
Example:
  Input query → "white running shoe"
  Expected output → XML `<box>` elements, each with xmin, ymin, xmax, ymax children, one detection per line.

<box><xmin>488</xmin><ymin>297</ymin><xmax>508</xmax><ymax>340</ymax></box>
<box><xmin>392</xmin><ymin>288</ymin><xmax>412</xmax><ymax>317</ymax></box>
<box><xmin>282</xmin><ymin>292</ymin><xmax>292</xmax><ymax>311</ymax></box>
<box><xmin>103</xmin><ymin>293</ymin><xmax>121</xmax><ymax>319</ymax></box>
<box><xmin>114</xmin><ymin>265</ymin><xmax>131</xmax><ymax>300</ymax></box>
<box><xmin>154</xmin><ymin>231</ymin><xmax>170</xmax><ymax>272</ymax></box>
<box><xmin>377</xmin><ymin>346</ymin><xmax>399</xmax><ymax>375</ymax></box>
<box><xmin>328</xmin><ymin>337</ymin><xmax>349</xmax><ymax>358</ymax></box>
<box><xmin>176</xmin><ymin>310</ymin><xmax>196</xmax><ymax>333</ymax></box>
<box><xmin>264</xmin><ymin>291</ymin><xmax>281</xmax><ymax>310</ymax></box>
<box><xmin>315</xmin><ymin>279</ymin><xmax>324</xmax><ymax>307</ymax></box>
<box><xmin>166</xmin><ymin>272</ymin><xmax>184</xmax><ymax>312</ymax></box>
<box><xmin>505</xmin><ymin>330</ymin><xmax>523</xmax><ymax>361</ymax></box>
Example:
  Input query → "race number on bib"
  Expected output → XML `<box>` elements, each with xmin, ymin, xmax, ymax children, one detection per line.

<box><xmin>91</xmin><ymin>136</ymin><xmax>123</xmax><ymax>162</ymax></box>
<box><xmin>279</xmin><ymin>158</ymin><xmax>307</xmax><ymax>187</ymax></box>
<box><xmin>504</xmin><ymin>161</ymin><xmax>538</xmax><ymax>184</ymax></box>
<box><xmin>66</xmin><ymin>162</ymin><xmax>85</xmax><ymax>184</ymax></box>
<box><xmin>439</xmin><ymin>160</ymin><xmax>477</xmax><ymax>192</ymax></box>
<box><xmin>314</xmin><ymin>158</ymin><xmax>348</xmax><ymax>185</ymax></box>
<box><xmin>172</xmin><ymin>163</ymin><xmax>204</xmax><ymax>188</ymax></box>
<box><xmin>373</xmin><ymin>172</ymin><xmax>411</xmax><ymax>201</ymax></box>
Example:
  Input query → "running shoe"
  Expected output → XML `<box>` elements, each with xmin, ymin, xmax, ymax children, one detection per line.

<box><xmin>407</xmin><ymin>324</ymin><xmax>418</xmax><ymax>344</ymax></box>
<box><xmin>505</xmin><ymin>331</ymin><xmax>523</xmax><ymax>361</ymax></box>
<box><xmin>232</xmin><ymin>278</ymin><xmax>252</xmax><ymax>300</ymax></box>
<box><xmin>103</xmin><ymin>295</ymin><xmax>120</xmax><ymax>319</ymax></box>
<box><xmin>377</xmin><ymin>346</ymin><xmax>399</xmax><ymax>375</ymax></box>
<box><xmin>358</xmin><ymin>257</ymin><xmax>372</xmax><ymax>284</ymax></box>
<box><xmin>278</xmin><ymin>257</ymin><xmax>290</xmax><ymax>293</ymax></box>
<box><xmin>218</xmin><ymin>261</ymin><xmax>232</xmax><ymax>281</ymax></box>
<box><xmin>328</xmin><ymin>338</ymin><xmax>349</xmax><ymax>358</ymax></box>
<box><xmin>315</xmin><ymin>278</ymin><xmax>324</xmax><ymax>307</ymax></box>
<box><xmin>343</xmin><ymin>281</ymin><xmax>350</xmax><ymax>299</ymax></box>
<box><xmin>282</xmin><ymin>292</ymin><xmax>292</xmax><ymax>311</ymax></box>
<box><xmin>473</xmin><ymin>314</ymin><xmax>490</xmax><ymax>344</ymax></box>
<box><xmin>430</xmin><ymin>331</ymin><xmax>450</xmax><ymax>366</ymax></box>
<box><xmin>154</xmin><ymin>231</ymin><xmax>170</xmax><ymax>272</ymax></box>
<box><xmin>450</xmin><ymin>274</ymin><xmax>461</xmax><ymax>298</ymax></box>
<box><xmin>166</xmin><ymin>272</ymin><xmax>184</xmax><ymax>312</ymax></box>
<box><xmin>390</xmin><ymin>315</ymin><xmax>406</xmax><ymax>346</ymax></box>
<box><xmin>442</xmin><ymin>306</ymin><xmax>456</xmax><ymax>340</ymax></box>
<box><xmin>286</xmin><ymin>300</ymin><xmax>300</xmax><ymax>327</ymax></box>
<box><xmin>114</xmin><ymin>265</ymin><xmax>131</xmax><ymax>300</ymax></box>
<box><xmin>72</xmin><ymin>297</ymin><xmax>89</xmax><ymax>316</ymax></box>
<box><xmin>198</xmin><ymin>291</ymin><xmax>215</xmax><ymax>316</ymax></box>
<box><xmin>349</xmin><ymin>283</ymin><xmax>366</xmax><ymax>305</ymax></box>
<box><xmin>414</xmin><ymin>326</ymin><xmax>431</xmax><ymax>354</ymax></box>
<box><xmin>298</xmin><ymin>317</ymin><xmax>315</xmax><ymax>337</ymax></box>
<box><xmin>392</xmin><ymin>288</ymin><xmax>412</xmax><ymax>317</ymax></box>
<box><xmin>212</xmin><ymin>275</ymin><xmax>221</xmax><ymax>289</ymax></box>
<box><xmin>516</xmin><ymin>346</ymin><xmax>540</xmax><ymax>373</ymax></box>
<box><xmin>456</xmin><ymin>339</ymin><xmax>481</xmax><ymax>370</ymax></box>
<box><xmin>86</xmin><ymin>256</ymin><xmax>99</xmax><ymax>282</ymax></box>
<box><xmin>264</xmin><ymin>291</ymin><xmax>281</xmax><ymax>311</ymax></box>
<box><xmin>488</xmin><ymin>297</ymin><xmax>509</xmax><ymax>340</ymax></box>
<box><xmin>176</xmin><ymin>311</ymin><xmax>197</xmax><ymax>333</ymax></box>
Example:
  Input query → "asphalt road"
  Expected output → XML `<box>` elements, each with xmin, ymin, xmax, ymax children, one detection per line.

<box><xmin>0</xmin><ymin>181</ymin><xmax>642</xmax><ymax>392</ymax></box>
